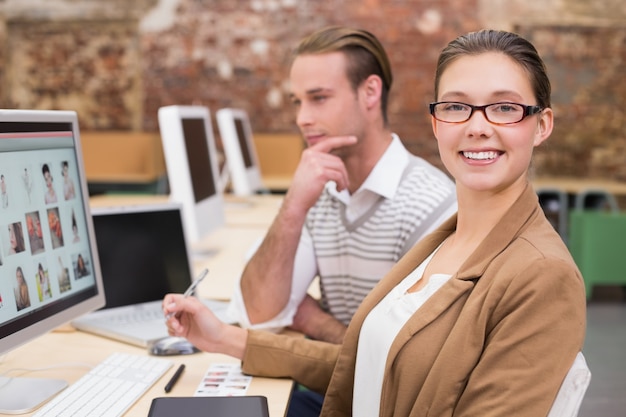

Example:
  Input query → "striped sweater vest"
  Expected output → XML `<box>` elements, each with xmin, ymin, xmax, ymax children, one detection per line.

<box><xmin>305</xmin><ymin>156</ymin><xmax>456</xmax><ymax>325</ymax></box>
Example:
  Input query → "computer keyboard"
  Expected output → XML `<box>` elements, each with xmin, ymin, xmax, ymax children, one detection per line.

<box><xmin>94</xmin><ymin>306</ymin><xmax>164</xmax><ymax>325</ymax></box>
<box><xmin>32</xmin><ymin>352</ymin><xmax>173</xmax><ymax>417</ymax></box>
<box><xmin>88</xmin><ymin>299</ymin><xmax>231</xmax><ymax>326</ymax></box>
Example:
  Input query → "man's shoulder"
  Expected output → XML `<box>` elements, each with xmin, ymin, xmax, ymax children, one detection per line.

<box><xmin>402</xmin><ymin>155</ymin><xmax>455</xmax><ymax>189</ymax></box>
<box><xmin>309</xmin><ymin>185</ymin><xmax>340</xmax><ymax>209</ymax></box>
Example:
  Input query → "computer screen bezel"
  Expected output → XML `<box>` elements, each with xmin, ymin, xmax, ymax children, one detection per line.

<box><xmin>0</xmin><ymin>109</ymin><xmax>106</xmax><ymax>356</ymax></box>
<box><xmin>216</xmin><ymin>108</ymin><xmax>264</xmax><ymax>196</ymax></box>
<box><xmin>157</xmin><ymin>105</ymin><xmax>225</xmax><ymax>243</ymax></box>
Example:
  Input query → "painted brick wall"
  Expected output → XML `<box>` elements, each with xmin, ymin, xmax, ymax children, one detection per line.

<box><xmin>140</xmin><ymin>0</ymin><xmax>480</xmax><ymax>175</ymax></box>
<box><xmin>0</xmin><ymin>0</ymin><xmax>624</xmax><ymax>179</ymax></box>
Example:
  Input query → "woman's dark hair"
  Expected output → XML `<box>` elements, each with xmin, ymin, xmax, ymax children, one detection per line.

<box><xmin>434</xmin><ymin>29</ymin><xmax>551</xmax><ymax>109</ymax></box>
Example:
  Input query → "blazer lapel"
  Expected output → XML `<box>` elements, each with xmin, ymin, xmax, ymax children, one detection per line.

<box><xmin>386</xmin><ymin>184</ymin><xmax>542</xmax><ymax>363</ymax></box>
<box><xmin>455</xmin><ymin>183</ymin><xmax>542</xmax><ymax>281</ymax></box>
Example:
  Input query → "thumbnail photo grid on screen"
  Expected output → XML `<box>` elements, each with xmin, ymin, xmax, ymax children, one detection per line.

<box><xmin>0</xmin><ymin>146</ymin><xmax>93</xmax><ymax>318</ymax></box>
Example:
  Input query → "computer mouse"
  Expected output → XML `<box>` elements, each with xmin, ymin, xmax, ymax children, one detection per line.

<box><xmin>149</xmin><ymin>336</ymin><xmax>200</xmax><ymax>356</ymax></box>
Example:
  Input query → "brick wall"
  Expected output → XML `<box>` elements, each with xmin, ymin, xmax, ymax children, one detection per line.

<box><xmin>3</xmin><ymin>20</ymin><xmax>142</xmax><ymax>129</ymax></box>
<box><xmin>523</xmin><ymin>26</ymin><xmax>626</xmax><ymax>180</ymax></box>
<box><xmin>0</xmin><ymin>0</ymin><xmax>624</xmax><ymax>179</ymax></box>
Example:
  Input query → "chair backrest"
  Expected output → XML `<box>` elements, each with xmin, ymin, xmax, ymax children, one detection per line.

<box><xmin>548</xmin><ymin>352</ymin><xmax>591</xmax><ymax>417</ymax></box>
<box><xmin>536</xmin><ymin>187</ymin><xmax>569</xmax><ymax>242</ymax></box>
<box><xmin>574</xmin><ymin>188</ymin><xmax>619</xmax><ymax>212</ymax></box>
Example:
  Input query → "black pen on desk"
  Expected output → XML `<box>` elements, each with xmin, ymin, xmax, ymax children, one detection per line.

<box><xmin>166</xmin><ymin>268</ymin><xmax>209</xmax><ymax>319</ymax></box>
<box><xmin>164</xmin><ymin>364</ymin><xmax>185</xmax><ymax>393</ymax></box>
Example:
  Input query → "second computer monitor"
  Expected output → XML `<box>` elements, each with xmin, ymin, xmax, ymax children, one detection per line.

<box><xmin>157</xmin><ymin>105</ymin><xmax>225</xmax><ymax>243</ymax></box>
<box><xmin>216</xmin><ymin>108</ymin><xmax>264</xmax><ymax>196</ymax></box>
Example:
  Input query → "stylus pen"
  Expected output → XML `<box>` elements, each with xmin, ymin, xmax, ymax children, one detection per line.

<box><xmin>166</xmin><ymin>268</ymin><xmax>209</xmax><ymax>319</ymax></box>
<box><xmin>164</xmin><ymin>364</ymin><xmax>185</xmax><ymax>393</ymax></box>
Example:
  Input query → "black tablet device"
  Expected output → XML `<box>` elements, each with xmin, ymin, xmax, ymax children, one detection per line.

<box><xmin>148</xmin><ymin>396</ymin><xmax>270</xmax><ymax>417</ymax></box>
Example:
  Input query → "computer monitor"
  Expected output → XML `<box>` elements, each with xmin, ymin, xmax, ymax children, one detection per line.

<box><xmin>90</xmin><ymin>202</ymin><xmax>193</xmax><ymax>310</ymax></box>
<box><xmin>157</xmin><ymin>105</ymin><xmax>225</xmax><ymax>243</ymax></box>
<box><xmin>0</xmin><ymin>109</ymin><xmax>106</xmax><ymax>413</ymax></box>
<box><xmin>216</xmin><ymin>108</ymin><xmax>265</xmax><ymax>196</ymax></box>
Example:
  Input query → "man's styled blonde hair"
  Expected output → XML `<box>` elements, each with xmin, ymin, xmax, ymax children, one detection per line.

<box><xmin>295</xmin><ymin>26</ymin><xmax>393</xmax><ymax>125</ymax></box>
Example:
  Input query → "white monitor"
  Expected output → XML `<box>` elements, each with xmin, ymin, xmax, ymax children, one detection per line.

<box><xmin>0</xmin><ymin>109</ymin><xmax>106</xmax><ymax>413</ymax></box>
<box><xmin>216</xmin><ymin>108</ymin><xmax>265</xmax><ymax>196</ymax></box>
<box><xmin>157</xmin><ymin>105</ymin><xmax>225</xmax><ymax>243</ymax></box>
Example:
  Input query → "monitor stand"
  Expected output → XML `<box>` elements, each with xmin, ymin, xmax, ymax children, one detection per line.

<box><xmin>0</xmin><ymin>376</ymin><xmax>67</xmax><ymax>414</ymax></box>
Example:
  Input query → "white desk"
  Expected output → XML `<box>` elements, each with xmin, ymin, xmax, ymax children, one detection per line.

<box><xmin>533</xmin><ymin>177</ymin><xmax>626</xmax><ymax>197</ymax></box>
<box><xmin>1</xmin><ymin>329</ymin><xmax>292</xmax><ymax>417</ymax></box>
<box><xmin>191</xmin><ymin>225</ymin><xmax>267</xmax><ymax>301</ymax></box>
<box><xmin>0</xmin><ymin>193</ymin><xmax>294</xmax><ymax>416</ymax></box>
<box><xmin>88</xmin><ymin>193</ymin><xmax>283</xmax><ymax>229</ymax></box>
<box><xmin>223</xmin><ymin>194</ymin><xmax>283</xmax><ymax>228</ymax></box>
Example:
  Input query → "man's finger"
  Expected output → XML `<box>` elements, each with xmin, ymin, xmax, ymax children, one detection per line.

<box><xmin>308</xmin><ymin>135</ymin><xmax>357</xmax><ymax>154</ymax></box>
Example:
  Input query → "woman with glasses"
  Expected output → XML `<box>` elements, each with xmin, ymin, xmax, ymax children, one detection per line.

<box><xmin>164</xmin><ymin>29</ymin><xmax>586</xmax><ymax>416</ymax></box>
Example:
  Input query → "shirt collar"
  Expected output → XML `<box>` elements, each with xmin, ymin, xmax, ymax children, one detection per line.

<box><xmin>328</xmin><ymin>133</ymin><xmax>409</xmax><ymax>202</ymax></box>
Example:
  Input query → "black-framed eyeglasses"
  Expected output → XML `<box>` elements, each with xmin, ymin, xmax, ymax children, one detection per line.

<box><xmin>429</xmin><ymin>101</ymin><xmax>543</xmax><ymax>125</ymax></box>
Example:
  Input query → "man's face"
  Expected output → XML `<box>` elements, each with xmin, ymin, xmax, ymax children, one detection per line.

<box><xmin>289</xmin><ymin>52</ymin><xmax>367</xmax><ymax>151</ymax></box>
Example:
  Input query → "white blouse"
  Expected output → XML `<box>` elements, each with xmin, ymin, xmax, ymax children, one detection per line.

<box><xmin>353</xmin><ymin>248</ymin><xmax>452</xmax><ymax>417</ymax></box>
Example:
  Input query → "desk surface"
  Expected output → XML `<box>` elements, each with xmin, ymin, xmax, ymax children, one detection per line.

<box><xmin>1</xmin><ymin>194</ymin><xmax>296</xmax><ymax>416</ymax></box>
<box><xmin>261</xmin><ymin>176</ymin><xmax>291</xmax><ymax>193</ymax></box>
<box><xmin>1</xmin><ymin>329</ymin><xmax>292</xmax><ymax>417</ymax></box>
<box><xmin>222</xmin><ymin>194</ymin><xmax>283</xmax><ymax>228</ymax></box>
<box><xmin>23</xmin><ymin>193</ymin><xmax>292</xmax><ymax>416</ymax></box>
<box><xmin>89</xmin><ymin>193</ymin><xmax>282</xmax><ymax>229</ymax></box>
<box><xmin>191</xmin><ymin>225</ymin><xmax>267</xmax><ymax>301</ymax></box>
<box><xmin>533</xmin><ymin>177</ymin><xmax>626</xmax><ymax>196</ymax></box>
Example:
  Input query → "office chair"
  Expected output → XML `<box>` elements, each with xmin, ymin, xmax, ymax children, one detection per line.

<box><xmin>574</xmin><ymin>188</ymin><xmax>619</xmax><ymax>212</ymax></box>
<box><xmin>547</xmin><ymin>352</ymin><xmax>591</xmax><ymax>417</ymax></box>
<box><xmin>536</xmin><ymin>187</ymin><xmax>569</xmax><ymax>242</ymax></box>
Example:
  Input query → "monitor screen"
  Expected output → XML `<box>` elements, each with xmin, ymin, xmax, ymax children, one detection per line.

<box><xmin>0</xmin><ymin>109</ymin><xmax>105</xmax><ymax>411</ymax></box>
<box><xmin>181</xmin><ymin>118</ymin><xmax>217</xmax><ymax>202</ymax></box>
<box><xmin>91</xmin><ymin>203</ymin><xmax>193</xmax><ymax>309</ymax></box>
<box><xmin>234</xmin><ymin>117</ymin><xmax>254</xmax><ymax>169</ymax></box>
<box><xmin>216</xmin><ymin>108</ymin><xmax>264</xmax><ymax>196</ymax></box>
<box><xmin>158</xmin><ymin>105</ymin><xmax>225</xmax><ymax>243</ymax></box>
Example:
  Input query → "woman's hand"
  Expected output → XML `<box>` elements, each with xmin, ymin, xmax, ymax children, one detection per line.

<box><xmin>163</xmin><ymin>294</ymin><xmax>248</xmax><ymax>359</ymax></box>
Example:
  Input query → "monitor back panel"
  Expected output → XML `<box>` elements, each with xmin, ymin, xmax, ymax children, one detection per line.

<box><xmin>157</xmin><ymin>105</ymin><xmax>225</xmax><ymax>242</ymax></box>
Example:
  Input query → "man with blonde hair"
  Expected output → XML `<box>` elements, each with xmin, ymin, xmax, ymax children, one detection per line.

<box><xmin>231</xmin><ymin>24</ymin><xmax>456</xmax><ymax>343</ymax></box>
<box><xmin>230</xmin><ymin>25</ymin><xmax>457</xmax><ymax>416</ymax></box>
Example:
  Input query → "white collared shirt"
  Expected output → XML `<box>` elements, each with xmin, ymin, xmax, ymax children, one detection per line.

<box><xmin>353</xmin><ymin>247</ymin><xmax>452</xmax><ymax>416</ymax></box>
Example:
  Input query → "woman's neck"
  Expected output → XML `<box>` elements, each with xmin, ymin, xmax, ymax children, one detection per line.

<box><xmin>454</xmin><ymin>180</ymin><xmax>528</xmax><ymax>241</ymax></box>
